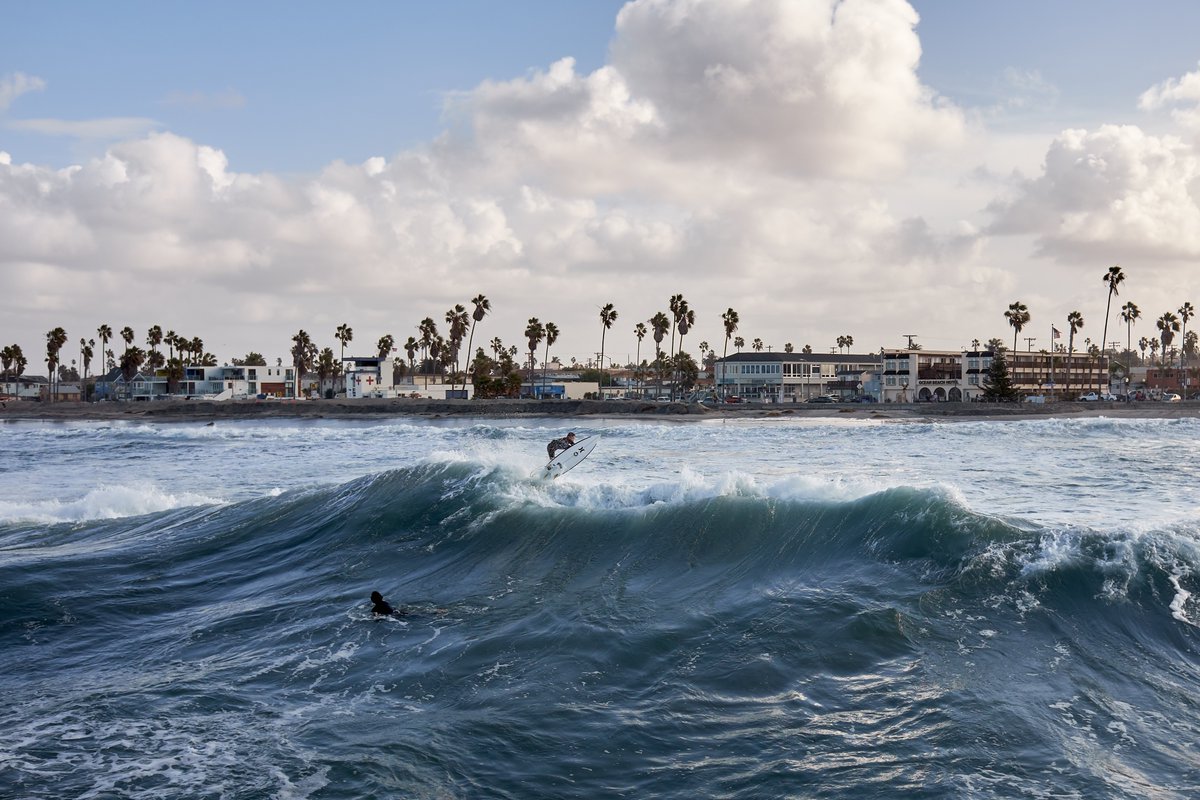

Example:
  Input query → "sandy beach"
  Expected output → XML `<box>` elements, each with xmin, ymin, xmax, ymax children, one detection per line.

<box><xmin>2</xmin><ymin>397</ymin><xmax>1196</xmax><ymax>424</ymax></box>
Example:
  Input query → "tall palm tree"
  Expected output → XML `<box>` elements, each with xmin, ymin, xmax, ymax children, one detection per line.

<box><xmin>120</xmin><ymin>326</ymin><xmax>135</xmax><ymax>358</ymax></box>
<box><xmin>45</xmin><ymin>327</ymin><xmax>67</xmax><ymax>402</ymax></box>
<box><xmin>843</xmin><ymin>334</ymin><xmax>854</xmax><ymax>353</ymax></box>
<box><xmin>650</xmin><ymin>311</ymin><xmax>670</xmax><ymax>397</ymax></box>
<box><xmin>418</xmin><ymin>318</ymin><xmax>438</xmax><ymax>389</ymax></box>
<box><xmin>4</xmin><ymin>344</ymin><xmax>26</xmax><ymax>398</ymax></box>
<box><xmin>464</xmin><ymin>294</ymin><xmax>491</xmax><ymax>395</ymax></box>
<box><xmin>674</xmin><ymin>306</ymin><xmax>694</xmax><ymax>399</ymax></box>
<box><xmin>445</xmin><ymin>304</ymin><xmax>470</xmax><ymax>390</ymax></box>
<box><xmin>395</xmin><ymin>336</ymin><xmax>414</xmax><ymax>378</ymax></box>
<box><xmin>1</xmin><ymin>345</ymin><xmax>13</xmax><ymax>398</ymax></box>
<box><xmin>752</xmin><ymin>338</ymin><xmax>764</xmax><ymax>352</ymax></box>
<box><xmin>525</xmin><ymin>318</ymin><xmax>544</xmax><ymax>388</ymax></box>
<box><xmin>290</xmin><ymin>330</ymin><xmax>317</xmax><ymax>399</ymax></box>
<box><xmin>542</xmin><ymin>322</ymin><xmax>559</xmax><ymax>395</ymax></box>
<box><xmin>1138</xmin><ymin>336</ymin><xmax>1149</xmax><ymax>365</ymax></box>
<box><xmin>734</xmin><ymin>336</ymin><xmax>744</xmax><ymax>353</ymax></box>
<box><xmin>82</xmin><ymin>339</ymin><xmax>95</xmax><ymax>398</ymax></box>
<box><xmin>96</xmin><ymin>324</ymin><xmax>112</xmax><ymax>374</ymax></box>
<box><xmin>1005</xmin><ymin>301</ymin><xmax>1031</xmax><ymax>353</ymax></box>
<box><xmin>146</xmin><ymin>325</ymin><xmax>163</xmax><ymax>360</ymax></box>
<box><xmin>599</xmin><ymin>303</ymin><xmax>618</xmax><ymax>393</ymax></box>
<box><xmin>1157</xmin><ymin>311</ymin><xmax>1180</xmax><ymax>367</ymax></box>
<box><xmin>1179</xmin><ymin>302</ymin><xmax>1194</xmax><ymax>379</ymax></box>
<box><xmin>634</xmin><ymin>322</ymin><xmax>647</xmax><ymax>396</ymax></box>
<box><xmin>335</xmin><ymin>324</ymin><xmax>353</xmax><ymax>391</ymax></box>
<box><xmin>1099</xmin><ymin>265</ymin><xmax>1124</xmax><ymax>358</ymax></box>
<box><xmin>118</xmin><ymin>346</ymin><xmax>146</xmax><ymax>399</ymax></box>
<box><xmin>1066</xmin><ymin>311</ymin><xmax>1084</xmax><ymax>395</ymax></box>
<box><xmin>1120</xmin><ymin>301</ymin><xmax>1141</xmax><ymax>355</ymax></box>
<box><xmin>721</xmin><ymin>308</ymin><xmax>739</xmax><ymax>398</ymax></box>
<box><xmin>668</xmin><ymin>294</ymin><xmax>684</xmax><ymax>369</ymax></box>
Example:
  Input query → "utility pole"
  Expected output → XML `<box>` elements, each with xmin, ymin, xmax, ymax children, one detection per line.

<box><xmin>1024</xmin><ymin>337</ymin><xmax>1037</xmax><ymax>351</ymax></box>
<box><xmin>903</xmin><ymin>334</ymin><xmax>919</xmax><ymax>349</ymax></box>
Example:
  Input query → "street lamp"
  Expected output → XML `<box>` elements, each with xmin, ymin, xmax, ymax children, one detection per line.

<box><xmin>1124</xmin><ymin>375</ymin><xmax>1130</xmax><ymax>402</ymax></box>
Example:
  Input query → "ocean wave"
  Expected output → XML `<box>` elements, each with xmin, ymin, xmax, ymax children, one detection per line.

<box><xmin>0</xmin><ymin>483</ymin><xmax>226</xmax><ymax>525</ymax></box>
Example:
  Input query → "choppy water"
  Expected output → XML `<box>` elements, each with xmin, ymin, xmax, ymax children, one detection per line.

<box><xmin>3</xmin><ymin>415</ymin><xmax>1200</xmax><ymax>798</ymax></box>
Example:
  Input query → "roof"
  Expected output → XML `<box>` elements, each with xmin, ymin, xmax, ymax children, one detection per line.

<box><xmin>715</xmin><ymin>351</ymin><xmax>880</xmax><ymax>365</ymax></box>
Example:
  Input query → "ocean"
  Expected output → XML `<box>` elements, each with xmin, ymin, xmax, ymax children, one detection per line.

<box><xmin>2</xmin><ymin>414</ymin><xmax>1200</xmax><ymax>798</ymax></box>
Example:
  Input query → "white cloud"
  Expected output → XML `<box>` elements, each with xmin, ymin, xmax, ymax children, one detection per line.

<box><xmin>0</xmin><ymin>72</ymin><xmax>46</xmax><ymax>112</ymax></box>
<box><xmin>18</xmin><ymin>0</ymin><xmax>1195</xmax><ymax>365</ymax></box>
<box><xmin>8</xmin><ymin>116</ymin><xmax>160</xmax><ymax>139</ymax></box>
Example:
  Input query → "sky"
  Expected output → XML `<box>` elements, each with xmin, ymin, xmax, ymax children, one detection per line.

<box><xmin>4</xmin><ymin>0</ymin><xmax>1200</xmax><ymax>372</ymax></box>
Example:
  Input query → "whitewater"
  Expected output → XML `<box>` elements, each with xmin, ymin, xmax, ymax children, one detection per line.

<box><xmin>2</xmin><ymin>414</ymin><xmax>1200</xmax><ymax>798</ymax></box>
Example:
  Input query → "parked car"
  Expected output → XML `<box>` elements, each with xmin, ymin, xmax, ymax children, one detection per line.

<box><xmin>724</xmin><ymin>395</ymin><xmax>746</xmax><ymax>404</ymax></box>
<box><xmin>1161</xmin><ymin>392</ymin><xmax>1182</xmax><ymax>402</ymax></box>
<box><xmin>850</xmin><ymin>395</ymin><xmax>877</xmax><ymax>403</ymax></box>
<box><xmin>806</xmin><ymin>395</ymin><xmax>835</xmax><ymax>404</ymax></box>
<box><xmin>1078</xmin><ymin>392</ymin><xmax>1100</xmax><ymax>401</ymax></box>
<box><xmin>1099</xmin><ymin>392</ymin><xmax>1117</xmax><ymax>401</ymax></box>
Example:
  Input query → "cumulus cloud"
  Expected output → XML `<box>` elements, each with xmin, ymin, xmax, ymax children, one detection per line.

<box><xmin>0</xmin><ymin>0</ymin><xmax>1034</xmax><ymax>362</ymax></box>
<box><xmin>0</xmin><ymin>72</ymin><xmax>46</xmax><ymax>112</ymax></box>
<box><xmin>986</xmin><ymin>124</ymin><xmax>1200</xmax><ymax>261</ymax></box>
<box><xmin>1139</xmin><ymin>62</ymin><xmax>1200</xmax><ymax>129</ymax></box>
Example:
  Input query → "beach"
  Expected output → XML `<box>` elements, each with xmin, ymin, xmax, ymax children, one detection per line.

<box><xmin>2</xmin><ymin>395</ymin><xmax>1197</xmax><ymax>423</ymax></box>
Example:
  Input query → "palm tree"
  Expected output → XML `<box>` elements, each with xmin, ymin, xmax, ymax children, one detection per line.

<box><xmin>1</xmin><ymin>345</ymin><xmax>13</xmax><ymax>398</ymax></box>
<box><xmin>650</xmin><ymin>311</ymin><xmax>670</xmax><ymax>397</ymax></box>
<box><xmin>784</xmin><ymin>343</ymin><xmax>794</xmax><ymax>353</ymax></box>
<box><xmin>146</xmin><ymin>325</ymin><xmax>163</xmax><ymax>363</ymax></box>
<box><xmin>668</xmin><ymin>294</ymin><xmax>684</xmax><ymax>368</ymax></box>
<box><xmin>1138</xmin><ymin>336</ymin><xmax>1150</xmax><ymax>365</ymax></box>
<box><xmin>525</xmin><ymin>318</ymin><xmax>544</xmax><ymax>389</ymax></box>
<box><xmin>721</xmin><ymin>308</ymin><xmax>739</xmax><ymax>398</ymax></box>
<box><xmin>1149</xmin><ymin>338</ymin><xmax>1159</xmax><ymax>364</ymax></box>
<box><xmin>1157</xmin><ymin>311</ymin><xmax>1180</xmax><ymax>367</ymax></box>
<box><xmin>118</xmin><ymin>346</ymin><xmax>146</xmax><ymax>399</ymax></box>
<box><xmin>844</xmin><ymin>334</ymin><xmax>854</xmax><ymax>353</ymax></box>
<box><xmin>1099</xmin><ymin>264</ymin><xmax>1124</xmax><ymax>356</ymax></box>
<box><xmin>1120</xmin><ymin>301</ymin><xmax>1141</xmax><ymax>355</ymax></box>
<box><xmin>418</xmin><ymin>318</ymin><xmax>438</xmax><ymax>389</ymax></box>
<box><xmin>96</xmin><ymin>324</ymin><xmax>112</xmax><ymax>374</ymax></box>
<box><xmin>542</xmin><ymin>322</ymin><xmax>559</xmax><ymax>395</ymax></box>
<box><xmin>45</xmin><ymin>327</ymin><xmax>67</xmax><ymax>402</ymax></box>
<box><xmin>464</xmin><ymin>294</ymin><xmax>491</xmax><ymax>396</ymax></box>
<box><xmin>4</xmin><ymin>344</ymin><xmax>26</xmax><ymax>398</ymax></box>
<box><xmin>1179</xmin><ymin>302</ymin><xmax>1194</xmax><ymax>379</ymax></box>
<box><xmin>335</xmin><ymin>324</ymin><xmax>353</xmax><ymax>391</ymax></box>
<box><xmin>120</xmin><ymin>326</ymin><xmax>134</xmax><ymax>358</ymax></box>
<box><xmin>403</xmin><ymin>337</ymin><xmax>418</xmax><ymax>380</ymax></box>
<box><xmin>634</xmin><ymin>322</ymin><xmax>647</xmax><ymax>396</ymax></box>
<box><xmin>752</xmin><ymin>338</ymin><xmax>764</xmax><ymax>353</ymax></box>
<box><xmin>80</xmin><ymin>339</ymin><xmax>94</xmax><ymax>398</ymax></box>
<box><xmin>734</xmin><ymin>336</ymin><xmax>744</xmax><ymax>353</ymax></box>
<box><xmin>445</xmin><ymin>304</ymin><xmax>470</xmax><ymax>390</ymax></box>
<box><xmin>1005</xmin><ymin>301</ymin><xmax>1031</xmax><ymax>353</ymax></box>
<box><xmin>599</xmin><ymin>303</ymin><xmax>618</xmax><ymax>393</ymax></box>
<box><xmin>674</xmin><ymin>305</ymin><xmax>694</xmax><ymax>399</ymax></box>
<box><xmin>316</xmin><ymin>347</ymin><xmax>338</xmax><ymax>396</ymax></box>
<box><xmin>290</xmin><ymin>330</ymin><xmax>317</xmax><ymax>399</ymax></box>
<box><xmin>1066</xmin><ymin>311</ymin><xmax>1084</xmax><ymax>395</ymax></box>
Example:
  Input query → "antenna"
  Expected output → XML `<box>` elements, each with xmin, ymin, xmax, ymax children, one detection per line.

<box><xmin>903</xmin><ymin>334</ymin><xmax>920</xmax><ymax>349</ymax></box>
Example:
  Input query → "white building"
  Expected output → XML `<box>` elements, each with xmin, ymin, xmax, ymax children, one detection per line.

<box><xmin>714</xmin><ymin>352</ymin><xmax>880</xmax><ymax>401</ymax></box>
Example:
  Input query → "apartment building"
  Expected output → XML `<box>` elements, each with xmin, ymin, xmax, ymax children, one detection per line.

<box><xmin>880</xmin><ymin>348</ymin><xmax>1109</xmax><ymax>402</ymax></box>
<box><xmin>713</xmin><ymin>352</ymin><xmax>880</xmax><ymax>401</ymax></box>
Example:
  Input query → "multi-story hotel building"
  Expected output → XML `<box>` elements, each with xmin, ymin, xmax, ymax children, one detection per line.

<box><xmin>713</xmin><ymin>352</ymin><xmax>880</xmax><ymax>401</ymax></box>
<box><xmin>879</xmin><ymin>348</ymin><xmax>1110</xmax><ymax>402</ymax></box>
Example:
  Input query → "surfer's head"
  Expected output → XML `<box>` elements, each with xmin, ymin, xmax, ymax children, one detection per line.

<box><xmin>370</xmin><ymin>591</ymin><xmax>383</xmax><ymax>603</ymax></box>
<box><xmin>567</xmin><ymin>432</ymin><xmax>576</xmax><ymax>442</ymax></box>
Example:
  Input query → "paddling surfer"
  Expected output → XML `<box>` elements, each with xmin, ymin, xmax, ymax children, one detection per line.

<box><xmin>370</xmin><ymin>590</ymin><xmax>405</xmax><ymax>617</ymax></box>
<box><xmin>546</xmin><ymin>432</ymin><xmax>577</xmax><ymax>460</ymax></box>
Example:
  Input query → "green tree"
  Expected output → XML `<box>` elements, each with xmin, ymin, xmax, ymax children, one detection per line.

<box><xmin>752</xmin><ymin>338</ymin><xmax>763</xmax><ymax>352</ymax></box>
<box><xmin>981</xmin><ymin>348</ymin><xmax>1020</xmax><ymax>402</ymax></box>
<box><xmin>404</xmin><ymin>337</ymin><xmax>419</xmax><ymax>381</ymax></box>
<box><xmin>464</xmin><ymin>294</ymin><xmax>491</xmax><ymax>398</ymax></box>
<box><xmin>45</xmin><ymin>327</ymin><xmax>67</xmax><ymax>402</ymax></box>
<box><xmin>1099</xmin><ymin>266</ymin><xmax>1124</xmax><ymax>374</ymax></box>
<box><xmin>1005</xmin><ymin>300</ymin><xmax>1031</xmax><ymax>352</ymax></box>
<box><xmin>634</xmin><ymin>322</ymin><xmax>647</xmax><ymax>396</ymax></box>
<box><xmin>336</xmin><ymin>323</ymin><xmax>353</xmax><ymax>392</ymax></box>
<box><xmin>1179</xmin><ymin>301</ymin><xmax>1194</xmax><ymax>374</ymax></box>
<box><xmin>445</xmin><ymin>304</ymin><xmax>470</xmax><ymax>390</ymax></box>
<box><xmin>1065</xmin><ymin>311</ymin><xmax>1084</xmax><ymax>394</ymax></box>
<box><xmin>721</xmin><ymin>308</ymin><xmax>739</xmax><ymax>398</ymax></box>
<box><xmin>119</xmin><ymin>346</ymin><xmax>146</xmax><ymax>399</ymax></box>
<box><xmin>1157</xmin><ymin>311</ymin><xmax>1180</xmax><ymax>367</ymax></box>
<box><xmin>234</xmin><ymin>352</ymin><xmax>268</xmax><ymax>366</ymax></box>
<box><xmin>146</xmin><ymin>325</ymin><xmax>163</xmax><ymax>363</ymax></box>
<box><xmin>672</xmin><ymin>351</ymin><xmax>699</xmax><ymax>394</ymax></box>
<box><xmin>96</xmin><ymin>324</ymin><xmax>112</xmax><ymax>374</ymax></box>
<box><xmin>524</xmin><ymin>318</ymin><xmax>544</xmax><ymax>386</ymax></box>
<box><xmin>418</xmin><ymin>317</ymin><xmax>438</xmax><ymax>389</ymax></box>
<box><xmin>120</xmin><ymin>326</ymin><xmax>135</xmax><ymax>357</ymax></box>
<box><xmin>598</xmin><ymin>303</ymin><xmax>618</xmax><ymax>391</ymax></box>
<box><xmin>317</xmin><ymin>347</ymin><xmax>339</xmax><ymax>397</ymax></box>
<box><xmin>542</xmin><ymin>321</ymin><xmax>559</xmax><ymax>396</ymax></box>
<box><xmin>291</xmin><ymin>330</ymin><xmax>318</xmax><ymax>399</ymax></box>
<box><xmin>650</xmin><ymin>311</ymin><xmax>670</xmax><ymax>397</ymax></box>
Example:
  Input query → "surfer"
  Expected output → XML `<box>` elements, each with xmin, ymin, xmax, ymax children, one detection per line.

<box><xmin>370</xmin><ymin>590</ymin><xmax>404</xmax><ymax>617</ymax></box>
<box><xmin>546</xmin><ymin>432</ymin><xmax>577</xmax><ymax>460</ymax></box>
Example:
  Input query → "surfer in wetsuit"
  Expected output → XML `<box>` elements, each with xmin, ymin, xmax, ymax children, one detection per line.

<box><xmin>370</xmin><ymin>590</ymin><xmax>404</xmax><ymax>617</ymax></box>
<box><xmin>546</xmin><ymin>432</ymin><xmax>577</xmax><ymax>460</ymax></box>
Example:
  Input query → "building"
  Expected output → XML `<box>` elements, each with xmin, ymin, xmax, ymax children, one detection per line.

<box><xmin>879</xmin><ymin>348</ymin><xmax>1110</xmax><ymax>402</ymax></box>
<box><xmin>177</xmin><ymin>364</ymin><xmax>294</xmax><ymax>399</ymax></box>
<box><xmin>714</xmin><ymin>352</ymin><xmax>880</xmax><ymax>401</ymax></box>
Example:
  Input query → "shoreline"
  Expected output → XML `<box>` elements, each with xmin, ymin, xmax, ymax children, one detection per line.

<box><xmin>2</xmin><ymin>397</ymin><xmax>1197</xmax><ymax>424</ymax></box>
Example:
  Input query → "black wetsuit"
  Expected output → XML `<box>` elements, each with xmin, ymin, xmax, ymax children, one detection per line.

<box><xmin>372</xmin><ymin>599</ymin><xmax>396</xmax><ymax>615</ymax></box>
<box><xmin>547</xmin><ymin>436</ymin><xmax>575</xmax><ymax>459</ymax></box>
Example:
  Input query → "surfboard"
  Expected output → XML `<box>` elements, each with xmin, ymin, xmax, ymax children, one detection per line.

<box><xmin>534</xmin><ymin>436</ymin><xmax>598</xmax><ymax>480</ymax></box>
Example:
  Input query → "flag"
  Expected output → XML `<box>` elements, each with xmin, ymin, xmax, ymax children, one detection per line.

<box><xmin>1052</xmin><ymin>327</ymin><xmax>1061</xmax><ymax>339</ymax></box>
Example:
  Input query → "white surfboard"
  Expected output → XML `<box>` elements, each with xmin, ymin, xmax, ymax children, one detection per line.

<box><xmin>534</xmin><ymin>436</ymin><xmax>598</xmax><ymax>480</ymax></box>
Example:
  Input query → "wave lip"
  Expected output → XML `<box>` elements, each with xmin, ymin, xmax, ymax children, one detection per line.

<box><xmin>0</xmin><ymin>483</ymin><xmax>225</xmax><ymax>525</ymax></box>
